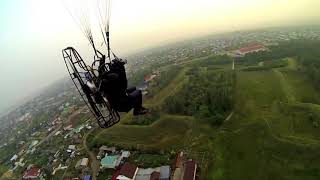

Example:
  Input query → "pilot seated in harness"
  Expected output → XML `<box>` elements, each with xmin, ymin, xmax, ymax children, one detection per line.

<box><xmin>97</xmin><ymin>57</ymin><xmax>149</xmax><ymax>115</ymax></box>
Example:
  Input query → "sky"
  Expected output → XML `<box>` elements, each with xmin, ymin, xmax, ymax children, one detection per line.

<box><xmin>0</xmin><ymin>0</ymin><xmax>320</xmax><ymax>113</ymax></box>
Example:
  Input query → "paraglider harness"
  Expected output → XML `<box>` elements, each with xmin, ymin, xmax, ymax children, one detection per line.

<box><xmin>62</xmin><ymin>47</ymin><xmax>122</xmax><ymax>128</ymax></box>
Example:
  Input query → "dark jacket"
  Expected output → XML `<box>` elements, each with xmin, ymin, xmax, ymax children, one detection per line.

<box><xmin>100</xmin><ymin>60</ymin><xmax>129</xmax><ymax>111</ymax></box>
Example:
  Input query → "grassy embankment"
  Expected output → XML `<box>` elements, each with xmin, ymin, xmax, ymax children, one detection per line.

<box><xmin>89</xmin><ymin>56</ymin><xmax>320</xmax><ymax>180</ymax></box>
<box><xmin>212</xmin><ymin>58</ymin><xmax>320</xmax><ymax>180</ymax></box>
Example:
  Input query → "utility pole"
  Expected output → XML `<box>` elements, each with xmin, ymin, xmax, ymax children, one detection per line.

<box><xmin>232</xmin><ymin>58</ymin><xmax>235</xmax><ymax>70</ymax></box>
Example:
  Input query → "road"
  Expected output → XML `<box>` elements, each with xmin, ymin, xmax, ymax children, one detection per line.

<box><xmin>83</xmin><ymin>128</ymin><xmax>99</xmax><ymax>180</ymax></box>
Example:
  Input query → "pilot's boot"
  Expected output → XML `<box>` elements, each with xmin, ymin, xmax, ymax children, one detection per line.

<box><xmin>133</xmin><ymin>107</ymin><xmax>149</xmax><ymax>116</ymax></box>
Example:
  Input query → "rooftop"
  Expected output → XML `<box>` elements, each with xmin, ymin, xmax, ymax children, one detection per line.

<box><xmin>238</xmin><ymin>44</ymin><xmax>266</xmax><ymax>54</ymax></box>
<box><xmin>119</xmin><ymin>162</ymin><xmax>138</xmax><ymax>179</ymax></box>
<box><xmin>160</xmin><ymin>166</ymin><xmax>170</xmax><ymax>179</ymax></box>
<box><xmin>84</xmin><ymin>175</ymin><xmax>91</xmax><ymax>180</ymax></box>
<box><xmin>101</xmin><ymin>155</ymin><xmax>118</xmax><ymax>168</ymax></box>
<box><xmin>136</xmin><ymin>167</ymin><xmax>160</xmax><ymax>180</ymax></box>
<box><xmin>150</xmin><ymin>171</ymin><xmax>160</xmax><ymax>180</ymax></box>
<box><xmin>80</xmin><ymin>158</ymin><xmax>89</xmax><ymax>166</ymax></box>
<box><xmin>99</xmin><ymin>146</ymin><xmax>116</xmax><ymax>152</ymax></box>
<box><xmin>23</xmin><ymin>166</ymin><xmax>40</xmax><ymax>178</ymax></box>
<box><xmin>183</xmin><ymin>160</ymin><xmax>197</xmax><ymax>180</ymax></box>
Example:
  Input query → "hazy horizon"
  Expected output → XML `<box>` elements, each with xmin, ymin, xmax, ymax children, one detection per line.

<box><xmin>1</xmin><ymin>0</ymin><xmax>320</xmax><ymax>114</ymax></box>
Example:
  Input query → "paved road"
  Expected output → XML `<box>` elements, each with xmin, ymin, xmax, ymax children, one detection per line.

<box><xmin>83</xmin><ymin>128</ymin><xmax>99</xmax><ymax>180</ymax></box>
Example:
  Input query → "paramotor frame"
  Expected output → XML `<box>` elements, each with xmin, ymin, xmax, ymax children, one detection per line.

<box><xmin>62</xmin><ymin>47</ymin><xmax>120</xmax><ymax>128</ymax></box>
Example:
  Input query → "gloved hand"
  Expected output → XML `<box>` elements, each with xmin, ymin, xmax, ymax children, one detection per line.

<box><xmin>113</xmin><ymin>58</ymin><xmax>127</xmax><ymax>65</ymax></box>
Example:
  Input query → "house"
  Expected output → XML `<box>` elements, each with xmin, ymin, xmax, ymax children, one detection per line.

<box><xmin>74</xmin><ymin>125</ymin><xmax>84</xmax><ymax>133</ymax></box>
<box><xmin>135</xmin><ymin>166</ymin><xmax>169</xmax><ymax>180</ymax></box>
<box><xmin>18</xmin><ymin>149</ymin><xmax>26</xmax><ymax>156</ymax></box>
<box><xmin>15</xmin><ymin>158</ymin><xmax>26</xmax><ymax>168</ymax></box>
<box><xmin>235</xmin><ymin>44</ymin><xmax>267</xmax><ymax>56</ymax></box>
<box><xmin>64</xmin><ymin>124</ymin><xmax>73</xmax><ymax>131</ymax></box>
<box><xmin>121</xmin><ymin>151</ymin><xmax>131</xmax><ymax>158</ymax></box>
<box><xmin>54</xmin><ymin>131</ymin><xmax>61</xmax><ymax>136</ymax></box>
<box><xmin>75</xmin><ymin>158</ymin><xmax>89</xmax><ymax>169</ymax></box>
<box><xmin>136</xmin><ymin>167</ymin><xmax>160</xmax><ymax>180</ymax></box>
<box><xmin>173</xmin><ymin>151</ymin><xmax>185</xmax><ymax>180</ymax></box>
<box><xmin>112</xmin><ymin>170</ymin><xmax>121</xmax><ymax>180</ymax></box>
<box><xmin>22</xmin><ymin>165</ymin><xmax>41</xmax><ymax>180</ymax></box>
<box><xmin>48</xmin><ymin>127</ymin><xmax>54</xmax><ymax>132</ymax></box>
<box><xmin>99</xmin><ymin>146</ymin><xmax>116</xmax><ymax>153</ymax></box>
<box><xmin>10</xmin><ymin>154</ymin><xmax>18</xmax><ymax>162</ymax></box>
<box><xmin>29</xmin><ymin>140</ymin><xmax>39</xmax><ymax>148</ymax></box>
<box><xmin>68</xmin><ymin>145</ymin><xmax>76</xmax><ymax>151</ymax></box>
<box><xmin>68</xmin><ymin>145</ymin><xmax>76</xmax><ymax>150</ymax></box>
<box><xmin>183</xmin><ymin>160</ymin><xmax>197</xmax><ymax>180</ymax></box>
<box><xmin>81</xmin><ymin>158</ymin><xmax>89</xmax><ymax>167</ymax></box>
<box><xmin>101</xmin><ymin>155</ymin><xmax>119</xmax><ymax>169</ymax></box>
<box><xmin>116</xmin><ymin>162</ymin><xmax>138</xmax><ymax>180</ymax></box>
<box><xmin>150</xmin><ymin>172</ymin><xmax>160</xmax><ymax>180</ymax></box>
<box><xmin>52</xmin><ymin>117</ymin><xmax>61</xmax><ymax>125</ymax></box>
<box><xmin>159</xmin><ymin>166</ymin><xmax>170</xmax><ymax>180</ymax></box>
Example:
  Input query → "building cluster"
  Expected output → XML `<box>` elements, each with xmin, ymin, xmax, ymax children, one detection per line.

<box><xmin>9</xmin><ymin>138</ymin><xmax>42</xmax><ymax>172</ymax></box>
<box><xmin>96</xmin><ymin>146</ymin><xmax>197</xmax><ymax>180</ymax></box>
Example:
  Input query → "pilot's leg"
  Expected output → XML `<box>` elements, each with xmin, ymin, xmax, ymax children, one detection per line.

<box><xmin>128</xmin><ymin>90</ymin><xmax>142</xmax><ymax>108</ymax></box>
<box><xmin>126</xmin><ymin>87</ymin><xmax>136</xmax><ymax>94</ymax></box>
<box><xmin>128</xmin><ymin>90</ymin><xmax>148</xmax><ymax>115</ymax></box>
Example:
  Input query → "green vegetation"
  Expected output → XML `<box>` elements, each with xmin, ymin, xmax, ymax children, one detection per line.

<box><xmin>0</xmin><ymin>165</ymin><xmax>9</xmax><ymax>178</ymax></box>
<box><xmin>88</xmin><ymin>55</ymin><xmax>235</xmax><ymax>179</ymax></box>
<box><xmin>89</xmin><ymin>115</ymin><xmax>193</xmax><ymax>151</ymax></box>
<box><xmin>164</xmin><ymin>67</ymin><xmax>234</xmax><ymax>126</ymax></box>
<box><xmin>125</xmin><ymin>107</ymin><xmax>161</xmax><ymax>125</ymax></box>
<box><xmin>213</xmin><ymin>67</ymin><xmax>320</xmax><ymax>180</ymax></box>
<box><xmin>88</xmin><ymin>39</ymin><xmax>320</xmax><ymax>179</ymax></box>
<box><xmin>128</xmin><ymin>68</ymin><xmax>152</xmax><ymax>87</ymax></box>
<box><xmin>0</xmin><ymin>143</ymin><xmax>16</xmax><ymax>164</ymax></box>
<box><xmin>242</xmin><ymin>58</ymin><xmax>288</xmax><ymax>71</ymax></box>
<box><xmin>130</xmin><ymin>152</ymin><xmax>174</xmax><ymax>168</ymax></box>
<box><xmin>194</xmin><ymin>55</ymin><xmax>233</xmax><ymax>66</ymax></box>
<box><xmin>97</xmin><ymin>169</ymin><xmax>114</xmax><ymax>180</ymax></box>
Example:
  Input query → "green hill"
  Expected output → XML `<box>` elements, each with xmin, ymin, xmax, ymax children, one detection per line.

<box><xmin>214</xmin><ymin>63</ymin><xmax>320</xmax><ymax>180</ymax></box>
<box><xmin>89</xmin><ymin>50</ymin><xmax>320</xmax><ymax>179</ymax></box>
